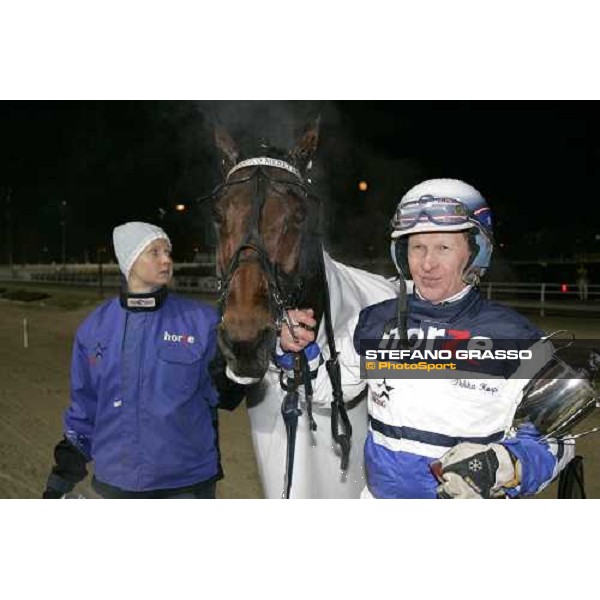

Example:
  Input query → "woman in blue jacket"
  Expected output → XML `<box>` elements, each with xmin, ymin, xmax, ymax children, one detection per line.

<box><xmin>43</xmin><ymin>221</ymin><xmax>247</xmax><ymax>498</ymax></box>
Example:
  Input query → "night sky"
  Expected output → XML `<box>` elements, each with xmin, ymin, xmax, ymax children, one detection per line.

<box><xmin>1</xmin><ymin>101</ymin><xmax>598</xmax><ymax>271</ymax></box>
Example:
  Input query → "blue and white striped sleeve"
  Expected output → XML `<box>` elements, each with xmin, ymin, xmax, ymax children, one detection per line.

<box><xmin>501</xmin><ymin>424</ymin><xmax>574</xmax><ymax>496</ymax></box>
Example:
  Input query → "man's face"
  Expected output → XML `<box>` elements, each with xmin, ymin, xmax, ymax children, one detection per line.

<box><xmin>128</xmin><ymin>239</ymin><xmax>173</xmax><ymax>293</ymax></box>
<box><xmin>407</xmin><ymin>231</ymin><xmax>471</xmax><ymax>304</ymax></box>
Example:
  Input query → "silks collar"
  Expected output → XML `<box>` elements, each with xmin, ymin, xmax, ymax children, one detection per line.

<box><xmin>119</xmin><ymin>286</ymin><xmax>168</xmax><ymax>312</ymax></box>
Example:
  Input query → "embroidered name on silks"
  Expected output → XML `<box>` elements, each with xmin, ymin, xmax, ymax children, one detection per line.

<box><xmin>127</xmin><ymin>297</ymin><xmax>156</xmax><ymax>308</ymax></box>
<box><xmin>226</xmin><ymin>156</ymin><xmax>303</xmax><ymax>181</ymax></box>
<box><xmin>163</xmin><ymin>331</ymin><xmax>195</xmax><ymax>344</ymax></box>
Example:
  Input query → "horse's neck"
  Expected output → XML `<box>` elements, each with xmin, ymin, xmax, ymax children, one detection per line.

<box><xmin>302</xmin><ymin>249</ymin><xmax>399</xmax><ymax>342</ymax></box>
<box><xmin>292</xmin><ymin>251</ymin><xmax>399</xmax><ymax>403</ymax></box>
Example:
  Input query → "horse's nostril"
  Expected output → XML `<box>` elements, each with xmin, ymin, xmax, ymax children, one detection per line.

<box><xmin>231</xmin><ymin>340</ymin><xmax>251</xmax><ymax>357</ymax></box>
<box><xmin>224</xmin><ymin>328</ymin><xmax>276</xmax><ymax>359</ymax></box>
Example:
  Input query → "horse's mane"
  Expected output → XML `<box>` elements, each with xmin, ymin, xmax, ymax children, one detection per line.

<box><xmin>291</xmin><ymin>174</ymin><xmax>327</xmax><ymax>321</ymax></box>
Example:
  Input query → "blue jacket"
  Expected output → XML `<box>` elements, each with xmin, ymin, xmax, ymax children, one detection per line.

<box><xmin>354</xmin><ymin>287</ymin><xmax>572</xmax><ymax>498</ymax></box>
<box><xmin>64</xmin><ymin>294</ymin><xmax>221</xmax><ymax>492</ymax></box>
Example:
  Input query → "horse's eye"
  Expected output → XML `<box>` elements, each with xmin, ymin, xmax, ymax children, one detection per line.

<box><xmin>212</xmin><ymin>203</ymin><xmax>224</xmax><ymax>224</ymax></box>
<box><xmin>292</xmin><ymin>204</ymin><xmax>308</xmax><ymax>225</ymax></box>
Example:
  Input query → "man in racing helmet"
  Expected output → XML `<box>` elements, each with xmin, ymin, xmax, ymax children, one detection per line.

<box><xmin>353</xmin><ymin>178</ymin><xmax>574</xmax><ymax>499</ymax></box>
<box><xmin>390</xmin><ymin>178</ymin><xmax>493</xmax><ymax>290</ymax></box>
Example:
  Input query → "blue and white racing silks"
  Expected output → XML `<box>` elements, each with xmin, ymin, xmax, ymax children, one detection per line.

<box><xmin>353</xmin><ymin>287</ymin><xmax>574</xmax><ymax>499</ymax></box>
<box><xmin>64</xmin><ymin>294</ymin><xmax>221</xmax><ymax>492</ymax></box>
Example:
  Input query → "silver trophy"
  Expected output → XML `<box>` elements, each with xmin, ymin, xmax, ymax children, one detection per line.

<box><xmin>513</xmin><ymin>333</ymin><xmax>600</xmax><ymax>440</ymax></box>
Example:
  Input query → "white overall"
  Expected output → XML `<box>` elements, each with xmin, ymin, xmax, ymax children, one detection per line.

<box><xmin>245</xmin><ymin>252</ymin><xmax>398</xmax><ymax>498</ymax></box>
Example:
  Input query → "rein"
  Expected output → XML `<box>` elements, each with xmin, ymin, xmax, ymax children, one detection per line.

<box><xmin>318</xmin><ymin>249</ymin><xmax>353</xmax><ymax>472</ymax></box>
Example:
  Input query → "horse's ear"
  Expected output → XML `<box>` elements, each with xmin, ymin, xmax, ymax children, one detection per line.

<box><xmin>288</xmin><ymin>117</ymin><xmax>320</xmax><ymax>175</ymax></box>
<box><xmin>214</xmin><ymin>124</ymin><xmax>240</xmax><ymax>176</ymax></box>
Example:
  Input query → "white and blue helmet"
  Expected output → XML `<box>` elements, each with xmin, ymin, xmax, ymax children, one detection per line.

<box><xmin>390</xmin><ymin>178</ymin><xmax>494</xmax><ymax>285</ymax></box>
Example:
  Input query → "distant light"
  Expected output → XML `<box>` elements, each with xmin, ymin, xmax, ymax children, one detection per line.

<box><xmin>175</xmin><ymin>204</ymin><xmax>186</xmax><ymax>212</ymax></box>
<box><xmin>358</xmin><ymin>180</ymin><xmax>368</xmax><ymax>192</ymax></box>
<box><xmin>560</xmin><ymin>283</ymin><xmax>568</xmax><ymax>293</ymax></box>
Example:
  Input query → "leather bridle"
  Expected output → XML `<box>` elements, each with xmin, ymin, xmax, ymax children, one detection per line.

<box><xmin>209</xmin><ymin>162</ymin><xmax>316</xmax><ymax>335</ymax></box>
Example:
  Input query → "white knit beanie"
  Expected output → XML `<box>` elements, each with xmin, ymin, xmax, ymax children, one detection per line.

<box><xmin>112</xmin><ymin>222</ymin><xmax>171</xmax><ymax>280</ymax></box>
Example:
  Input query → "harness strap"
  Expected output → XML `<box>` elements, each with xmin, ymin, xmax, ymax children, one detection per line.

<box><xmin>281</xmin><ymin>354</ymin><xmax>303</xmax><ymax>499</ymax></box>
<box><xmin>318</xmin><ymin>246</ymin><xmax>353</xmax><ymax>471</ymax></box>
<box><xmin>396</xmin><ymin>276</ymin><xmax>410</xmax><ymax>349</ymax></box>
<box><xmin>279</xmin><ymin>371</ymin><xmax>367</xmax><ymax>414</ymax></box>
<box><xmin>300</xmin><ymin>353</ymin><xmax>317</xmax><ymax>432</ymax></box>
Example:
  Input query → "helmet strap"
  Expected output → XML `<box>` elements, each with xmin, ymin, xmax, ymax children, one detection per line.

<box><xmin>462</xmin><ymin>230</ymin><xmax>481</xmax><ymax>286</ymax></box>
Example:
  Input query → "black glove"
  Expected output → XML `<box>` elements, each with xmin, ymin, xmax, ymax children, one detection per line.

<box><xmin>43</xmin><ymin>437</ymin><xmax>88</xmax><ymax>499</ymax></box>
<box><xmin>209</xmin><ymin>346</ymin><xmax>251</xmax><ymax>411</ymax></box>
<box><xmin>432</xmin><ymin>443</ymin><xmax>519</xmax><ymax>499</ymax></box>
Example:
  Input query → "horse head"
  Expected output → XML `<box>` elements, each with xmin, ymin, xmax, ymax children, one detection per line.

<box><xmin>211</xmin><ymin>120</ymin><xmax>323</xmax><ymax>379</ymax></box>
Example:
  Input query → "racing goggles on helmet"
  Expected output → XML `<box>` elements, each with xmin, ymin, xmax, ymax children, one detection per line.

<box><xmin>391</xmin><ymin>195</ymin><xmax>477</xmax><ymax>233</ymax></box>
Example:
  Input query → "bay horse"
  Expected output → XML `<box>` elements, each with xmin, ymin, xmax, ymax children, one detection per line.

<box><xmin>209</xmin><ymin>121</ymin><xmax>398</xmax><ymax>498</ymax></box>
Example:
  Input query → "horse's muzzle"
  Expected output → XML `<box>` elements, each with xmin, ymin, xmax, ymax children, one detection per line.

<box><xmin>218</xmin><ymin>326</ymin><xmax>277</xmax><ymax>379</ymax></box>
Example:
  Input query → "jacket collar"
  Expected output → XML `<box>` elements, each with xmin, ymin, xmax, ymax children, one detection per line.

<box><xmin>408</xmin><ymin>286</ymin><xmax>480</xmax><ymax>324</ymax></box>
<box><xmin>119</xmin><ymin>286</ymin><xmax>168</xmax><ymax>312</ymax></box>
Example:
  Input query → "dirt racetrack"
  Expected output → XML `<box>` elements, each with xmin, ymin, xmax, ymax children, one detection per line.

<box><xmin>1</xmin><ymin>284</ymin><xmax>600</xmax><ymax>499</ymax></box>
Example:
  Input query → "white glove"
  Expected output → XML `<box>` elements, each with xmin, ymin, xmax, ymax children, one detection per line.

<box><xmin>433</xmin><ymin>443</ymin><xmax>520</xmax><ymax>499</ymax></box>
